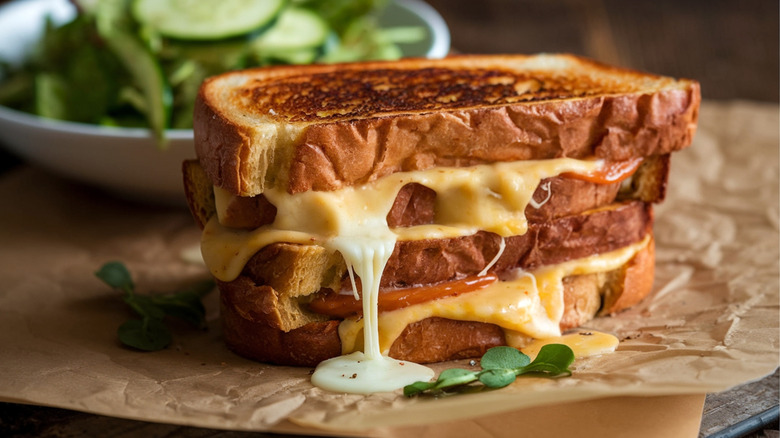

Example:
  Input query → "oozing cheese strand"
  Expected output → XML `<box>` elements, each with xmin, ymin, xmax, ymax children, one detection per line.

<box><xmin>311</xmin><ymin>232</ymin><xmax>436</xmax><ymax>394</ymax></box>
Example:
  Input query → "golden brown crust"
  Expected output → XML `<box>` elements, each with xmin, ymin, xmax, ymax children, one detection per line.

<box><xmin>600</xmin><ymin>235</ymin><xmax>656</xmax><ymax>315</ymax></box>
<box><xmin>232</xmin><ymin>57</ymin><xmax>678</xmax><ymax>123</ymax></box>
<box><xmin>240</xmin><ymin>201</ymin><xmax>652</xmax><ymax>303</ymax></box>
<box><xmin>387</xmin><ymin>318</ymin><xmax>506</xmax><ymax>364</ymax></box>
<box><xmin>385</xmin><ymin>201</ymin><xmax>652</xmax><ymax>289</ymax></box>
<box><xmin>194</xmin><ymin>54</ymin><xmax>700</xmax><ymax>196</ymax></box>
<box><xmin>525</xmin><ymin>176</ymin><xmax>621</xmax><ymax>222</ymax></box>
<box><xmin>221</xmin><ymin>291</ymin><xmax>341</xmax><ymax>367</ymax></box>
<box><xmin>620</xmin><ymin>154</ymin><xmax>670</xmax><ymax>203</ymax></box>
<box><xmin>218</xmin><ymin>236</ymin><xmax>655</xmax><ymax>366</ymax></box>
<box><xmin>288</xmin><ymin>90</ymin><xmax>698</xmax><ymax>194</ymax></box>
<box><xmin>217</xmin><ymin>276</ymin><xmax>331</xmax><ymax>333</ymax></box>
<box><xmin>189</xmin><ymin>55</ymin><xmax>692</xmax><ymax>367</ymax></box>
<box><xmin>182</xmin><ymin>160</ymin><xmax>215</xmax><ymax>230</ymax></box>
<box><xmin>193</xmin><ymin>95</ymin><xmax>254</xmax><ymax>196</ymax></box>
<box><xmin>385</xmin><ymin>183</ymin><xmax>437</xmax><ymax>228</ymax></box>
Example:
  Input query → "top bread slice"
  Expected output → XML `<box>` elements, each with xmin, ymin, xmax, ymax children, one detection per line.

<box><xmin>194</xmin><ymin>53</ymin><xmax>700</xmax><ymax>197</ymax></box>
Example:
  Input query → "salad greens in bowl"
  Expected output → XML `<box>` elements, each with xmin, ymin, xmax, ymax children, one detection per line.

<box><xmin>0</xmin><ymin>0</ymin><xmax>450</xmax><ymax>204</ymax></box>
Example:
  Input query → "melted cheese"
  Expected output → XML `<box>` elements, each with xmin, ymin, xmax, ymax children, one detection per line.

<box><xmin>205</xmin><ymin>158</ymin><xmax>605</xmax><ymax>283</ymax></box>
<box><xmin>515</xmin><ymin>330</ymin><xmax>620</xmax><ymax>360</ymax></box>
<box><xmin>479</xmin><ymin>237</ymin><xmax>506</xmax><ymax>276</ymax></box>
<box><xmin>339</xmin><ymin>236</ymin><xmax>649</xmax><ymax>356</ymax></box>
<box><xmin>311</xmin><ymin>230</ymin><xmax>435</xmax><ymax>393</ymax></box>
<box><xmin>201</xmin><ymin>158</ymin><xmax>609</xmax><ymax>394</ymax></box>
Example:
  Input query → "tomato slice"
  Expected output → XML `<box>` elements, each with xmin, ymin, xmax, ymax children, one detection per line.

<box><xmin>562</xmin><ymin>157</ymin><xmax>643</xmax><ymax>184</ymax></box>
<box><xmin>308</xmin><ymin>273</ymin><xmax>499</xmax><ymax>318</ymax></box>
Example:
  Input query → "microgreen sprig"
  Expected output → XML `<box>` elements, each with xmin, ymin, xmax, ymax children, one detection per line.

<box><xmin>404</xmin><ymin>344</ymin><xmax>575</xmax><ymax>397</ymax></box>
<box><xmin>95</xmin><ymin>261</ymin><xmax>214</xmax><ymax>351</ymax></box>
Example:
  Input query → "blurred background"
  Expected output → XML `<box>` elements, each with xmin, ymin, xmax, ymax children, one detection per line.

<box><xmin>427</xmin><ymin>0</ymin><xmax>778</xmax><ymax>102</ymax></box>
<box><xmin>0</xmin><ymin>0</ymin><xmax>777</xmax><ymax>173</ymax></box>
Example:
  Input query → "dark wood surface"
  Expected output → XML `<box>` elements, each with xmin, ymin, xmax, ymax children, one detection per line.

<box><xmin>427</xmin><ymin>0</ymin><xmax>779</xmax><ymax>102</ymax></box>
<box><xmin>0</xmin><ymin>1</ymin><xmax>778</xmax><ymax>437</ymax></box>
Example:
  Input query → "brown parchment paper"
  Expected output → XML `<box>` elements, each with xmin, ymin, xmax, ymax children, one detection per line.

<box><xmin>0</xmin><ymin>100</ymin><xmax>777</xmax><ymax>435</ymax></box>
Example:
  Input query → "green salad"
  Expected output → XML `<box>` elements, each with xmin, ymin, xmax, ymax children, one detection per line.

<box><xmin>0</xmin><ymin>0</ymin><xmax>425</xmax><ymax>146</ymax></box>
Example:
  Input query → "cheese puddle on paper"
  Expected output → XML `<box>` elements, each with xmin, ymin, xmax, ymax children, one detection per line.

<box><xmin>311</xmin><ymin>234</ymin><xmax>434</xmax><ymax>394</ymax></box>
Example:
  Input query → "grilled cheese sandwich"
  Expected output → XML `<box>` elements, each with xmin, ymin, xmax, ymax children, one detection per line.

<box><xmin>184</xmin><ymin>53</ymin><xmax>700</xmax><ymax>394</ymax></box>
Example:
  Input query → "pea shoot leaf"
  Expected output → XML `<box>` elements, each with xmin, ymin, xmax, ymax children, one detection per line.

<box><xmin>520</xmin><ymin>344</ymin><xmax>575</xmax><ymax>376</ymax></box>
<box><xmin>403</xmin><ymin>380</ymin><xmax>436</xmax><ymax>397</ymax></box>
<box><xmin>95</xmin><ymin>261</ymin><xmax>134</xmax><ymax>292</ymax></box>
<box><xmin>478</xmin><ymin>368</ymin><xmax>516</xmax><ymax>388</ymax></box>
<box><xmin>95</xmin><ymin>261</ymin><xmax>214</xmax><ymax>351</ymax></box>
<box><xmin>117</xmin><ymin>317</ymin><xmax>172</xmax><ymax>351</ymax></box>
<box><xmin>435</xmin><ymin>368</ymin><xmax>478</xmax><ymax>388</ymax></box>
<box><xmin>404</xmin><ymin>344</ymin><xmax>575</xmax><ymax>397</ymax></box>
<box><xmin>480</xmin><ymin>346</ymin><xmax>530</xmax><ymax>370</ymax></box>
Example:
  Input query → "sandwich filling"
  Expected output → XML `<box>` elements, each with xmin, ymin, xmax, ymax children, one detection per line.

<box><xmin>204</xmin><ymin>157</ymin><xmax>614</xmax><ymax>282</ymax></box>
<box><xmin>200</xmin><ymin>157</ymin><xmax>646</xmax><ymax>393</ymax></box>
<box><xmin>338</xmin><ymin>235</ymin><xmax>648</xmax><ymax>356</ymax></box>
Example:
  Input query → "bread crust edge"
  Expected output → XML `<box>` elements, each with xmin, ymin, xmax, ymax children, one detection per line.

<box><xmin>193</xmin><ymin>56</ymin><xmax>700</xmax><ymax>196</ymax></box>
<box><xmin>220</xmin><ymin>235</ymin><xmax>655</xmax><ymax>366</ymax></box>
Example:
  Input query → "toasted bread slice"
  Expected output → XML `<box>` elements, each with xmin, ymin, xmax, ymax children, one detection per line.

<box><xmin>185</xmin><ymin>158</ymin><xmax>658</xmax><ymax>298</ymax></box>
<box><xmin>195</xmin><ymin>54</ymin><xmax>699</xmax><ymax>196</ymax></box>
<box><xmin>210</xmin><ymin>200</ymin><xmax>652</xmax><ymax>333</ymax></box>
<box><xmin>220</xmin><ymin>234</ymin><xmax>655</xmax><ymax>366</ymax></box>
<box><xmin>183</xmin><ymin>154</ymin><xmax>669</xmax><ymax>230</ymax></box>
<box><xmin>182</xmin><ymin>159</ymin><xmax>215</xmax><ymax>228</ymax></box>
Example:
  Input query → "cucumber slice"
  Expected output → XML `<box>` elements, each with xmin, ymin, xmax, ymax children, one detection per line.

<box><xmin>253</xmin><ymin>7</ymin><xmax>329</xmax><ymax>51</ymax></box>
<box><xmin>133</xmin><ymin>0</ymin><xmax>285</xmax><ymax>41</ymax></box>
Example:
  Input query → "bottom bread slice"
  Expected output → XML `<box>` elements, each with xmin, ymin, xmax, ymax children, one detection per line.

<box><xmin>220</xmin><ymin>236</ymin><xmax>654</xmax><ymax>367</ymax></box>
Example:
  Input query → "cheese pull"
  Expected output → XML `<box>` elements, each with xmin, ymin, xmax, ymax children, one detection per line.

<box><xmin>310</xmin><ymin>230</ymin><xmax>438</xmax><ymax>393</ymax></box>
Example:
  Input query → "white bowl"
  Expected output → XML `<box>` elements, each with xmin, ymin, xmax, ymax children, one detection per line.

<box><xmin>0</xmin><ymin>0</ymin><xmax>450</xmax><ymax>205</ymax></box>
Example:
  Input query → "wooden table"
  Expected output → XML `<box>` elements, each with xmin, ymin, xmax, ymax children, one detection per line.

<box><xmin>0</xmin><ymin>1</ymin><xmax>777</xmax><ymax>436</ymax></box>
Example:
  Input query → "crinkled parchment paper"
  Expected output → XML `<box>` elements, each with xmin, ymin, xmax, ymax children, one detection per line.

<box><xmin>0</xmin><ymin>101</ymin><xmax>777</xmax><ymax>435</ymax></box>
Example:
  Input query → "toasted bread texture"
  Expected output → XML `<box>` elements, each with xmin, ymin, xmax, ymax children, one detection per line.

<box><xmin>187</xmin><ymin>54</ymin><xmax>698</xmax><ymax>367</ymax></box>
<box><xmin>207</xmin><ymin>200</ymin><xmax>653</xmax><ymax>334</ymax></box>
<box><xmin>195</xmin><ymin>54</ymin><xmax>699</xmax><ymax>196</ymax></box>
<box><xmin>182</xmin><ymin>156</ymin><xmax>659</xmax><ymax>335</ymax></box>
<box><xmin>220</xmin><ymin>235</ymin><xmax>655</xmax><ymax>366</ymax></box>
<box><xmin>182</xmin><ymin>154</ymin><xmax>669</xmax><ymax>231</ymax></box>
